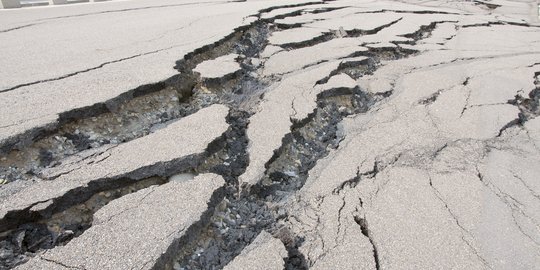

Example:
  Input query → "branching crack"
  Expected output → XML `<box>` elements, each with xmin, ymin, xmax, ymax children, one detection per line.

<box><xmin>509</xmin><ymin>170</ymin><xmax>540</xmax><ymax>201</ymax></box>
<box><xmin>475</xmin><ymin>166</ymin><xmax>540</xmax><ymax>246</ymax></box>
<box><xmin>427</xmin><ymin>173</ymin><xmax>492</xmax><ymax>268</ymax></box>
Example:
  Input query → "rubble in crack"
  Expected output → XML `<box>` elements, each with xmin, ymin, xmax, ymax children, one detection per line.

<box><xmin>0</xmin><ymin>104</ymin><xmax>229</xmax><ymax>269</ymax></box>
<box><xmin>0</xmin><ymin>21</ymin><xmax>273</xmax><ymax>185</ymax></box>
<box><xmin>19</xmin><ymin>174</ymin><xmax>226</xmax><ymax>270</ymax></box>
<box><xmin>222</xmin><ymin>231</ymin><xmax>288</xmax><ymax>270</ymax></box>
<box><xmin>1</xmin><ymin>0</ymin><xmax>540</xmax><ymax>270</ymax></box>
<box><xmin>174</xmin><ymin>13</ymin><xmax>422</xmax><ymax>270</ymax></box>
<box><xmin>0</xmin><ymin>176</ymin><xmax>166</xmax><ymax>268</ymax></box>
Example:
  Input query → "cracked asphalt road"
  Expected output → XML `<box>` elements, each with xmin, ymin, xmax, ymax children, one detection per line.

<box><xmin>1</xmin><ymin>0</ymin><xmax>540</xmax><ymax>269</ymax></box>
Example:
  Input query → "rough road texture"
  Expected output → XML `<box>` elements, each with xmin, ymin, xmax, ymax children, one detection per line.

<box><xmin>1</xmin><ymin>0</ymin><xmax>539</xmax><ymax>269</ymax></box>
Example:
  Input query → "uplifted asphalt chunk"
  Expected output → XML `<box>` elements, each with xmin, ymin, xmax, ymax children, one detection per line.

<box><xmin>240</xmin><ymin>61</ymin><xmax>341</xmax><ymax>187</ymax></box>
<box><xmin>223</xmin><ymin>231</ymin><xmax>288</xmax><ymax>270</ymax></box>
<box><xmin>194</xmin><ymin>53</ymin><xmax>242</xmax><ymax>79</ymax></box>
<box><xmin>17</xmin><ymin>173</ymin><xmax>226</xmax><ymax>270</ymax></box>
<box><xmin>0</xmin><ymin>104</ymin><xmax>229</xmax><ymax>231</ymax></box>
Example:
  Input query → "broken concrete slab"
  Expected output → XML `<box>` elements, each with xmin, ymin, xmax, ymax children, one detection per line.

<box><xmin>194</xmin><ymin>53</ymin><xmax>241</xmax><ymax>79</ymax></box>
<box><xmin>268</xmin><ymin>27</ymin><xmax>327</xmax><ymax>47</ymax></box>
<box><xmin>223</xmin><ymin>231</ymin><xmax>288</xmax><ymax>270</ymax></box>
<box><xmin>17</xmin><ymin>173</ymin><xmax>225</xmax><ymax>270</ymax></box>
<box><xmin>240</xmin><ymin>61</ymin><xmax>341</xmax><ymax>187</ymax></box>
<box><xmin>319</xmin><ymin>73</ymin><xmax>357</xmax><ymax>90</ymax></box>
<box><xmin>0</xmin><ymin>104</ymin><xmax>229</xmax><ymax>230</ymax></box>
<box><xmin>263</xmin><ymin>37</ymin><xmax>367</xmax><ymax>76</ymax></box>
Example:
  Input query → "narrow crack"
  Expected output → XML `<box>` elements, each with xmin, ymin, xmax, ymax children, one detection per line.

<box><xmin>353</xmin><ymin>215</ymin><xmax>380</xmax><ymax>270</ymax></box>
<box><xmin>40</xmin><ymin>257</ymin><xmax>86</xmax><ymax>270</ymax></box>
<box><xmin>0</xmin><ymin>47</ymin><xmax>175</xmax><ymax>94</ymax></box>
<box><xmin>0</xmin><ymin>23</ymin><xmax>38</xmax><ymax>34</ymax></box>
<box><xmin>257</xmin><ymin>1</ymin><xmax>325</xmax><ymax>18</ymax></box>
<box><xmin>508</xmin><ymin>170</ymin><xmax>540</xmax><ymax>201</ymax></box>
<box><xmin>347</xmin><ymin>17</ymin><xmax>404</xmax><ymax>37</ymax></box>
<box><xmin>277</xmin><ymin>32</ymin><xmax>335</xmax><ymax>50</ymax></box>
<box><xmin>427</xmin><ymin>173</ymin><xmax>492</xmax><ymax>268</ymax></box>
<box><xmin>475</xmin><ymin>166</ymin><xmax>540</xmax><ymax>246</ymax></box>
<box><xmin>461</xmin><ymin>21</ymin><xmax>540</xmax><ymax>28</ymax></box>
<box><xmin>334</xmin><ymin>197</ymin><xmax>346</xmax><ymax>247</ymax></box>
<box><xmin>333</xmin><ymin>152</ymin><xmax>402</xmax><ymax>195</ymax></box>
<box><xmin>353</xmin><ymin>9</ymin><xmax>461</xmax><ymax>15</ymax></box>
